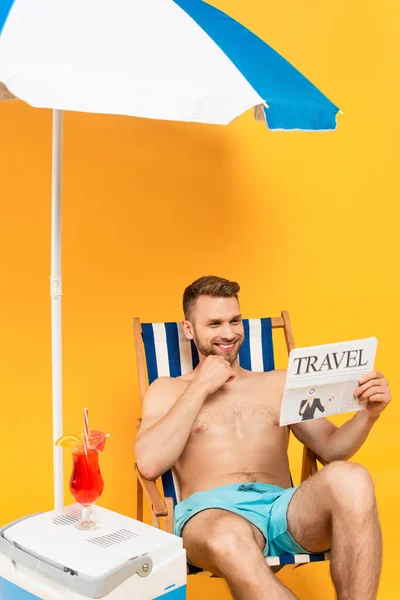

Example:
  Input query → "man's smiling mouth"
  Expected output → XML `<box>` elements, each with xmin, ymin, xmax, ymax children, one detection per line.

<box><xmin>215</xmin><ymin>341</ymin><xmax>237</xmax><ymax>353</ymax></box>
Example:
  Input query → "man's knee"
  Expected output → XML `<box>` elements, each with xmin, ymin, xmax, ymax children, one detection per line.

<box><xmin>207</xmin><ymin>529</ymin><xmax>247</xmax><ymax>562</ymax></box>
<box><xmin>322</xmin><ymin>461</ymin><xmax>376</xmax><ymax>512</ymax></box>
<box><xmin>202</xmin><ymin>517</ymin><xmax>264</xmax><ymax>566</ymax></box>
<box><xmin>183</xmin><ymin>511</ymin><xmax>264</xmax><ymax>570</ymax></box>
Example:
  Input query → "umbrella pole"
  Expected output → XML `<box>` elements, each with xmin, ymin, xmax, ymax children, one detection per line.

<box><xmin>51</xmin><ymin>109</ymin><xmax>64</xmax><ymax>509</ymax></box>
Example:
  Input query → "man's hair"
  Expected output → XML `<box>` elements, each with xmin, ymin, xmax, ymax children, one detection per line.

<box><xmin>183</xmin><ymin>275</ymin><xmax>240</xmax><ymax>320</ymax></box>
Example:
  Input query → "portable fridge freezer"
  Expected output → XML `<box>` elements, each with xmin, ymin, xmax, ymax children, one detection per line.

<box><xmin>0</xmin><ymin>504</ymin><xmax>187</xmax><ymax>599</ymax></box>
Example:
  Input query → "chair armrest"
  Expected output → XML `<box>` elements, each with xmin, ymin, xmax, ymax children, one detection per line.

<box><xmin>134</xmin><ymin>463</ymin><xmax>168</xmax><ymax>517</ymax></box>
<box><xmin>301</xmin><ymin>446</ymin><xmax>329</xmax><ymax>482</ymax></box>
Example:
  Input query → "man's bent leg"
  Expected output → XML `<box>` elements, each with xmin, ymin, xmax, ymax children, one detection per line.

<box><xmin>286</xmin><ymin>461</ymin><xmax>382</xmax><ymax>600</ymax></box>
<box><xmin>182</xmin><ymin>508</ymin><xmax>299</xmax><ymax>600</ymax></box>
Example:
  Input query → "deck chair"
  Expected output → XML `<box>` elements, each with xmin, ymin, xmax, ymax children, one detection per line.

<box><xmin>133</xmin><ymin>312</ymin><xmax>330</xmax><ymax>573</ymax></box>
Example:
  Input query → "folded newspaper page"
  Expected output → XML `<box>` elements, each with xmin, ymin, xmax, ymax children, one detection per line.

<box><xmin>280</xmin><ymin>337</ymin><xmax>378</xmax><ymax>426</ymax></box>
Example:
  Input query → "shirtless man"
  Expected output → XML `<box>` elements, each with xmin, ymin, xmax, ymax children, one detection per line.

<box><xmin>135</xmin><ymin>276</ymin><xmax>391</xmax><ymax>600</ymax></box>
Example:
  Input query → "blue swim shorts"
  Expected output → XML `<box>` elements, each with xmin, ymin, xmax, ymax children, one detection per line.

<box><xmin>174</xmin><ymin>482</ymin><xmax>309</xmax><ymax>557</ymax></box>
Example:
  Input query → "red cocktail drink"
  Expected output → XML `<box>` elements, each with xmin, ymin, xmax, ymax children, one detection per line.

<box><xmin>56</xmin><ymin>426</ymin><xmax>108</xmax><ymax>530</ymax></box>
<box><xmin>70</xmin><ymin>449</ymin><xmax>104</xmax><ymax>507</ymax></box>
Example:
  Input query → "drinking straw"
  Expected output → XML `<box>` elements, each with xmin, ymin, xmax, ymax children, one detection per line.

<box><xmin>83</xmin><ymin>407</ymin><xmax>89</xmax><ymax>458</ymax></box>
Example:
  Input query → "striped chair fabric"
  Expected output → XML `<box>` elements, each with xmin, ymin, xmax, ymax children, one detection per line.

<box><xmin>141</xmin><ymin>318</ymin><xmax>329</xmax><ymax>570</ymax></box>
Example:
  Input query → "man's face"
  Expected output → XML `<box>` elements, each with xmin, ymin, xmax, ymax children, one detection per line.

<box><xmin>184</xmin><ymin>295</ymin><xmax>244</xmax><ymax>365</ymax></box>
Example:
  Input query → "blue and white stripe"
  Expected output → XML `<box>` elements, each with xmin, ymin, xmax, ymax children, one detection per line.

<box><xmin>141</xmin><ymin>318</ymin><xmax>274</xmax><ymax>385</ymax></box>
<box><xmin>187</xmin><ymin>551</ymin><xmax>330</xmax><ymax>573</ymax></box>
<box><xmin>0</xmin><ymin>0</ymin><xmax>340</xmax><ymax>130</ymax></box>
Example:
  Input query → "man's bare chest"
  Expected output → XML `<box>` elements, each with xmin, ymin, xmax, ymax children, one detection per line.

<box><xmin>191</xmin><ymin>385</ymin><xmax>281</xmax><ymax>436</ymax></box>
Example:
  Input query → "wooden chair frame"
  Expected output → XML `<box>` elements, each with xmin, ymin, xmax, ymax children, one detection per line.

<box><xmin>0</xmin><ymin>82</ymin><xmax>15</xmax><ymax>101</ymax></box>
<box><xmin>133</xmin><ymin>311</ymin><xmax>325</xmax><ymax>530</ymax></box>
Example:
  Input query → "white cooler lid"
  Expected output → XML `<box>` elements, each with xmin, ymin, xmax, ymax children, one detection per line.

<box><xmin>3</xmin><ymin>504</ymin><xmax>182</xmax><ymax>579</ymax></box>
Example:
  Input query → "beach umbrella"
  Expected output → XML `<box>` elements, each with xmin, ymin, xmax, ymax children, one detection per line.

<box><xmin>0</xmin><ymin>0</ymin><xmax>340</xmax><ymax>509</ymax></box>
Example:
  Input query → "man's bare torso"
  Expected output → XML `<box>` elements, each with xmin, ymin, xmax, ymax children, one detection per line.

<box><xmin>168</xmin><ymin>368</ymin><xmax>291</xmax><ymax>500</ymax></box>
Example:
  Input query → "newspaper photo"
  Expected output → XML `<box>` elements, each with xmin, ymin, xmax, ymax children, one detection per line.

<box><xmin>279</xmin><ymin>337</ymin><xmax>378</xmax><ymax>426</ymax></box>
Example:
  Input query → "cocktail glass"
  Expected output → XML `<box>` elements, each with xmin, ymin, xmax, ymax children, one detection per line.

<box><xmin>56</xmin><ymin>429</ymin><xmax>108</xmax><ymax>530</ymax></box>
<box><xmin>69</xmin><ymin>444</ymin><xmax>104</xmax><ymax>530</ymax></box>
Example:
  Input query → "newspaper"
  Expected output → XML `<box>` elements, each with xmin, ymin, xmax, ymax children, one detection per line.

<box><xmin>279</xmin><ymin>337</ymin><xmax>378</xmax><ymax>426</ymax></box>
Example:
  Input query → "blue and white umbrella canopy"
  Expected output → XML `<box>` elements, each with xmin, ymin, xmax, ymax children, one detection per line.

<box><xmin>0</xmin><ymin>0</ymin><xmax>341</xmax><ymax>510</ymax></box>
<box><xmin>0</xmin><ymin>0</ymin><xmax>340</xmax><ymax>130</ymax></box>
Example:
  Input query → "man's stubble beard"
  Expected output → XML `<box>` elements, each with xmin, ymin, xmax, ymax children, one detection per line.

<box><xmin>193</xmin><ymin>329</ymin><xmax>243</xmax><ymax>365</ymax></box>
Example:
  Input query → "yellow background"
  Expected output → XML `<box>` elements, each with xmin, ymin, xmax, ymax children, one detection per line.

<box><xmin>0</xmin><ymin>1</ymin><xmax>398</xmax><ymax>598</ymax></box>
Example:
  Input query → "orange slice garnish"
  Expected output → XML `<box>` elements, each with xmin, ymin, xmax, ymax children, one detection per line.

<box><xmin>55</xmin><ymin>434</ymin><xmax>81</xmax><ymax>451</ymax></box>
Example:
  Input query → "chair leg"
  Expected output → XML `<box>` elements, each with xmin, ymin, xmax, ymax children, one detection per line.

<box><xmin>151</xmin><ymin>512</ymin><xmax>161</xmax><ymax>528</ymax></box>
<box><xmin>165</xmin><ymin>497</ymin><xmax>174</xmax><ymax>534</ymax></box>
<box><xmin>301</xmin><ymin>446</ymin><xmax>318</xmax><ymax>482</ymax></box>
<box><xmin>136</xmin><ymin>477</ymin><xmax>144</xmax><ymax>522</ymax></box>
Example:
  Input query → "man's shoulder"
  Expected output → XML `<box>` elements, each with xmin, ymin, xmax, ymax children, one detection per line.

<box><xmin>250</xmin><ymin>368</ymin><xmax>287</xmax><ymax>383</ymax></box>
<box><xmin>245</xmin><ymin>368</ymin><xmax>287</xmax><ymax>394</ymax></box>
<box><xmin>150</xmin><ymin>375</ymin><xmax>187</xmax><ymax>389</ymax></box>
<box><xmin>149</xmin><ymin>374</ymin><xmax>194</xmax><ymax>396</ymax></box>
<box><xmin>144</xmin><ymin>375</ymin><xmax>186</xmax><ymax>405</ymax></box>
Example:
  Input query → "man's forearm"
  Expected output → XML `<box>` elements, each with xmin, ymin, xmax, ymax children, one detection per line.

<box><xmin>324</xmin><ymin>410</ymin><xmax>380</xmax><ymax>462</ymax></box>
<box><xmin>135</xmin><ymin>381</ymin><xmax>208</xmax><ymax>479</ymax></box>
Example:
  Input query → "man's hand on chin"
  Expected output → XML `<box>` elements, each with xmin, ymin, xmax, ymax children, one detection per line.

<box><xmin>354</xmin><ymin>370</ymin><xmax>392</xmax><ymax>419</ymax></box>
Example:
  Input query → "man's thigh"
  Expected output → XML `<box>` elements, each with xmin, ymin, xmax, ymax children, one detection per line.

<box><xmin>286</xmin><ymin>469</ymin><xmax>332</xmax><ymax>553</ymax></box>
<box><xmin>182</xmin><ymin>508</ymin><xmax>265</xmax><ymax>573</ymax></box>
